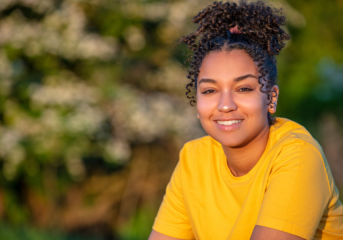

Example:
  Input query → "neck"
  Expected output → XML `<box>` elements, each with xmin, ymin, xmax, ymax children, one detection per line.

<box><xmin>222</xmin><ymin>125</ymin><xmax>270</xmax><ymax>177</ymax></box>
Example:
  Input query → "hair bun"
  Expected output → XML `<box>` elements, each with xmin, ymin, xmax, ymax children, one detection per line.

<box><xmin>185</xmin><ymin>1</ymin><xmax>290</xmax><ymax>56</ymax></box>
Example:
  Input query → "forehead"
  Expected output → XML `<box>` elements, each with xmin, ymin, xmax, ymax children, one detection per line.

<box><xmin>199</xmin><ymin>50</ymin><xmax>257</xmax><ymax>79</ymax></box>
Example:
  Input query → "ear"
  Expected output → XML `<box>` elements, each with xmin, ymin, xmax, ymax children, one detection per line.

<box><xmin>268</xmin><ymin>85</ymin><xmax>279</xmax><ymax>114</ymax></box>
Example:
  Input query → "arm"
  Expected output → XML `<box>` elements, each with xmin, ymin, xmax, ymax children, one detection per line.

<box><xmin>251</xmin><ymin>226</ymin><xmax>305</xmax><ymax>240</ymax></box>
<box><xmin>149</xmin><ymin>230</ymin><xmax>191</xmax><ymax>240</ymax></box>
<box><xmin>151</xmin><ymin>146</ymin><xmax>195</xmax><ymax>239</ymax></box>
<box><xmin>252</xmin><ymin>143</ymin><xmax>330</xmax><ymax>240</ymax></box>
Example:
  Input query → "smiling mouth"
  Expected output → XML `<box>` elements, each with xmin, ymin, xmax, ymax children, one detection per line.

<box><xmin>216</xmin><ymin>120</ymin><xmax>242</xmax><ymax>126</ymax></box>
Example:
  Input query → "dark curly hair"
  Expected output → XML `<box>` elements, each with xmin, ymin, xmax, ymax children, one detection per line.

<box><xmin>180</xmin><ymin>0</ymin><xmax>290</xmax><ymax>125</ymax></box>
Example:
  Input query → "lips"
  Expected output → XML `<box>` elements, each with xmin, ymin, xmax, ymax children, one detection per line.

<box><xmin>214</xmin><ymin>118</ymin><xmax>244</xmax><ymax>131</ymax></box>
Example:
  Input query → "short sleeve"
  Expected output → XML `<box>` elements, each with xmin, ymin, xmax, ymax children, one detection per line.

<box><xmin>152</xmin><ymin>147</ymin><xmax>195</xmax><ymax>239</ymax></box>
<box><xmin>256</xmin><ymin>143</ymin><xmax>331</xmax><ymax>240</ymax></box>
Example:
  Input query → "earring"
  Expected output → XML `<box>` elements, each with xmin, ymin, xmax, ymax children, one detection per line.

<box><xmin>269</xmin><ymin>102</ymin><xmax>277</xmax><ymax>113</ymax></box>
<box><xmin>197</xmin><ymin>113</ymin><xmax>200</xmax><ymax>119</ymax></box>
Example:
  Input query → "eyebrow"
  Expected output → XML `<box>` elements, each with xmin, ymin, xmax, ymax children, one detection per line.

<box><xmin>198</xmin><ymin>78</ymin><xmax>217</xmax><ymax>84</ymax></box>
<box><xmin>198</xmin><ymin>74</ymin><xmax>258</xmax><ymax>85</ymax></box>
<box><xmin>233</xmin><ymin>74</ymin><xmax>258</xmax><ymax>82</ymax></box>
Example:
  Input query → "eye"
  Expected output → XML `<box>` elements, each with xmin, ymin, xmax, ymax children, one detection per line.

<box><xmin>201</xmin><ymin>89</ymin><xmax>216</xmax><ymax>94</ymax></box>
<box><xmin>238</xmin><ymin>87</ymin><xmax>253</xmax><ymax>92</ymax></box>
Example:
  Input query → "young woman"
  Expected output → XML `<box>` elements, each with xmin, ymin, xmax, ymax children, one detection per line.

<box><xmin>149</xmin><ymin>1</ymin><xmax>343</xmax><ymax>239</ymax></box>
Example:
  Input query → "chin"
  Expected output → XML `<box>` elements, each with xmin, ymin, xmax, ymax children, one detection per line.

<box><xmin>220</xmin><ymin>139</ymin><xmax>248</xmax><ymax>148</ymax></box>
<box><xmin>210</xmin><ymin>133</ymin><xmax>249</xmax><ymax>148</ymax></box>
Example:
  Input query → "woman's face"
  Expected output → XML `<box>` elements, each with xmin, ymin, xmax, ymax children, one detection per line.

<box><xmin>196</xmin><ymin>49</ymin><xmax>273</xmax><ymax>148</ymax></box>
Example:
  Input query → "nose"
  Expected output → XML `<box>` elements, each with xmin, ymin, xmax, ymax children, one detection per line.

<box><xmin>217</xmin><ymin>92</ymin><xmax>237</xmax><ymax>112</ymax></box>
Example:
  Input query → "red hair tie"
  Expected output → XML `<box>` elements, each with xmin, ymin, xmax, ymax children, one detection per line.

<box><xmin>230</xmin><ymin>26</ymin><xmax>241</xmax><ymax>34</ymax></box>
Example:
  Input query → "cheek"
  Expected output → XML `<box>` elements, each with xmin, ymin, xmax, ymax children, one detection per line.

<box><xmin>237</xmin><ymin>94</ymin><xmax>268</xmax><ymax>118</ymax></box>
<box><xmin>196</xmin><ymin>93</ymin><xmax>217</xmax><ymax>116</ymax></box>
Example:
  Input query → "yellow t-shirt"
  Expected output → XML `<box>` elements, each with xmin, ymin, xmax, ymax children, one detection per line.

<box><xmin>153</xmin><ymin>118</ymin><xmax>343</xmax><ymax>240</ymax></box>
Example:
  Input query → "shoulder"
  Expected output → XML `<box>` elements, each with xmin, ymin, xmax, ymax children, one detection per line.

<box><xmin>181</xmin><ymin>135</ymin><xmax>222</xmax><ymax>159</ymax></box>
<box><xmin>269</xmin><ymin>118</ymin><xmax>328</xmax><ymax>179</ymax></box>
<box><xmin>270</xmin><ymin>118</ymin><xmax>333</xmax><ymax>193</ymax></box>
<box><xmin>178</xmin><ymin>135</ymin><xmax>222</xmax><ymax>171</ymax></box>
<box><xmin>271</xmin><ymin>118</ymin><xmax>323</xmax><ymax>154</ymax></box>
<box><xmin>275</xmin><ymin>141</ymin><xmax>324</xmax><ymax>169</ymax></box>
<box><xmin>272</xmin><ymin>118</ymin><xmax>317</xmax><ymax>141</ymax></box>
<box><xmin>182</xmin><ymin>135</ymin><xmax>217</xmax><ymax>150</ymax></box>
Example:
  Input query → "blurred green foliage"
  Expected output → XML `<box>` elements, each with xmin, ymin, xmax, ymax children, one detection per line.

<box><xmin>0</xmin><ymin>223</ymin><xmax>95</xmax><ymax>240</ymax></box>
<box><xmin>0</xmin><ymin>0</ymin><xmax>342</xmax><ymax>239</ymax></box>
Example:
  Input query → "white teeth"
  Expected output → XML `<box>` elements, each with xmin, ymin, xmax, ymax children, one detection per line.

<box><xmin>217</xmin><ymin>120</ymin><xmax>242</xmax><ymax>126</ymax></box>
